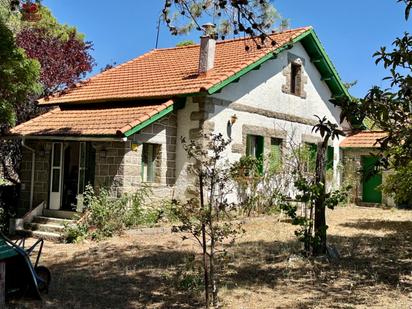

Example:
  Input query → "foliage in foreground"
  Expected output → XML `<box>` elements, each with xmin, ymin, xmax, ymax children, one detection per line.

<box><xmin>171</xmin><ymin>133</ymin><xmax>243</xmax><ymax>308</ymax></box>
<box><xmin>336</xmin><ymin>0</ymin><xmax>412</xmax><ymax>206</ymax></box>
<box><xmin>162</xmin><ymin>0</ymin><xmax>287</xmax><ymax>42</ymax></box>
<box><xmin>1</xmin><ymin>2</ymin><xmax>95</xmax><ymax>185</ymax></box>
<box><xmin>0</xmin><ymin>14</ymin><xmax>40</xmax><ymax>127</ymax></box>
<box><xmin>382</xmin><ymin>160</ymin><xmax>412</xmax><ymax>207</ymax></box>
<box><xmin>64</xmin><ymin>185</ymin><xmax>161</xmax><ymax>242</ymax></box>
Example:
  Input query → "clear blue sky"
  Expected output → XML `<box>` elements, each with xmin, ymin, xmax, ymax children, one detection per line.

<box><xmin>42</xmin><ymin>0</ymin><xmax>409</xmax><ymax>98</ymax></box>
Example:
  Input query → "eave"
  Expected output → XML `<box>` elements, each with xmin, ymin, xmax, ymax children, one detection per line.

<box><xmin>207</xmin><ymin>28</ymin><xmax>350</xmax><ymax>101</ymax></box>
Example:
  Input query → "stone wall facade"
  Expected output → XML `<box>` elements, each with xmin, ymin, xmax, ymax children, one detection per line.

<box><xmin>342</xmin><ymin>148</ymin><xmax>393</xmax><ymax>206</ymax></box>
<box><xmin>127</xmin><ymin>112</ymin><xmax>178</xmax><ymax>199</ymax></box>
<box><xmin>19</xmin><ymin>140</ymin><xmax>51</xmax><ymax>215</ymax></box>
<box><xmin>17</xmin><ymin>112</ymin><xmax>178</xmax><ymax>215</ymax></box>
<box><xmin>93</xmin><ymin>141</ymin><xmax>126</xmax><ymax>197</ymax></box>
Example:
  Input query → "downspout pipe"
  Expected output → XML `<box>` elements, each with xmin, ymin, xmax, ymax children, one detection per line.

<box><xmin>21</xmin><ymin>139</ymin><xmax>35</xmax><ymax>211</ymax></box>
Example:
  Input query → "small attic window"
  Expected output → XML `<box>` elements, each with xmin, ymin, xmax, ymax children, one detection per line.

<box><xmin>290</xmin><ymin>62</ymin><xmax>302</xmax><ymax>96</ymax></box>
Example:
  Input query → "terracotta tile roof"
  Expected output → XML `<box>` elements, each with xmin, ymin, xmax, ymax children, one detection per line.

<box><xmin>340</xmin><ymin>131</ymin><xmax>388</xmax><ymax>148</ymax></box>
<box><xmin>38</xmin><ymin>27</ymin><xmax>311</xmax><ymax>105</ymax></box>
<box><xmin>10</xmin><ymin>100</ymin><xmax>173</xmax><ymax>137</ymax></box>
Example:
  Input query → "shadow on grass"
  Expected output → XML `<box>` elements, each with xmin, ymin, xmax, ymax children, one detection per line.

<box><xmin>10</xmin><ymin>218</ymin><xmax>412</xmax><ymax>308</ymax></box>
<box><xmin>220</xmin><ymin>220</ymin><xmax>412</xmax><ymax>307</ymax></box>
<box><xmin>340</xmin><ymin>219</ymin><xmax>412</xmax><ymax>233</ymax></box>
<box><xmin>32</xmin><ymin>244</ymin><xmax>202</xmax><ymax>309</ymax></box>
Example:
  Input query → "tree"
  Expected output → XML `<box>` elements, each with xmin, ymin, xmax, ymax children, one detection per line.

<box><xmin>162</xmin><ymin>0</ymin><xmax>287</xmax><ymax>48</ymax></box>
<box><xmin>0</xmin><ymin>1</ymin><xmax>94</xmax><ymax>183</ymax></box>
<box><xmin>270</xmin><ymin>118</ymin><xmax>349</xmax><ymax>257</ymax></box>
<box><xmin>311</xmin><ymin>117</ymin><xmax>346</xmax><ymax>255</ymax></box>
<box><xmin>176</xmin><ymin>39</ymin><xmax>195</xmax><ymax>47</ymax></box>
<box><xmin>0</xmin><ymin>14</ymin><xmax>40</xmax><ymax>127</ymax></box>
<box><xmin>336</xmin><ymin>0</ymin><xmax>411</xmax><ymax>205</ymax></box>
<box><xmin>16</xmin><ymin>27</ymin><xmax>94</xmax><ymax>96</ymax></box>
<box><xmin>171</xmin><ymin>133</ymin><xmax>242</xmax><ymax>308</ymax></box>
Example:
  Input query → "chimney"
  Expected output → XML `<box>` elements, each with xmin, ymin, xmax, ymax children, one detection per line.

<box><xmin>198</xmin><ymin>23</ymin><xmax>216</xmax><ymax>74</ymax></box>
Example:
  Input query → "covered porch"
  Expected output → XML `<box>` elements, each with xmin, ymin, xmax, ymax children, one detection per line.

<box><xmin>9</xmin><ymin>100</ymin><xmax>176</xmax><ymax>219</ymax></box>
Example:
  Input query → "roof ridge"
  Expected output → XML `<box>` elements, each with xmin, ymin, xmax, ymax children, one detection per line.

<box><xmin>153</xmin><ymin>26</ymin><xmax>312</xmax><ymax>52</ymax></box>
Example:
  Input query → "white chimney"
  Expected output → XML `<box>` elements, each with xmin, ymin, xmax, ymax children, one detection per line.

<box><xmin>198</xmin><ymin>23</ymin><xmax>216</xmax><ymax>74</ymax></box>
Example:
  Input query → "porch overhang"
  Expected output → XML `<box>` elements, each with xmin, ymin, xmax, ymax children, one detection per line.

<box><xmin>9</xmin><ymin>100</ymin><xmax>175</xmax><ymax>140</ymax></box>
<box><xmin>17</xmin><ymin>135</ymin><xmax>128</xmax><ymax>142</ymax></box>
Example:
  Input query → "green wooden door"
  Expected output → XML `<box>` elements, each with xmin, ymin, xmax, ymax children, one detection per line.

<box><xmin>362</xmin><ymin>156</ymin><xmax>382</xmax><ymax>203</ymax></box>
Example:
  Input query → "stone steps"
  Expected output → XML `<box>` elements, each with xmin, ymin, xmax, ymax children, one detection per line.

<box><xmin>33</xmin><ymin>216</ymin><xmax>74</xmax><ymax>226</ymax></box>
<box><xmin>18</xmin><ymin>230</ymin><xmax>63</xmax><ymax>242</ymax></box>
<box><xmin>18</xmin><ymin>215</ymin><xmax>76</xmax><ymax>243</ymax></box>
<box><xmin>25</xmin><ymin>222</ymin><xmax>65</xmax><ymax>234</ymax></box>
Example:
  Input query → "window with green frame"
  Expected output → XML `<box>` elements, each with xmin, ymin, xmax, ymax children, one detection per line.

<box><xmin>269</xmin><ymin>138</ymin><xmax>283</xmax><ymax>172</ymax></box>
<box><xmin>141</xmin><ymin>143</ymin><xmax>160</xmax><ymax>183</ymax></box>
<box><xmin>246</xmin><ymin>134</ymin><xmax>264</xmax><ymax>173</ymax></box>
<box><xmin>326</xmin><ymin>146</ymin><xmax>334</xmax><ymax>170</ymax></box>
<box><xmin>303</xmin><ymin>143</ymin><xmax>334</xmax><ymax>172</ymax></box>
<box><xmin>304</xmin><ymin>142</ymin><xmax>317</xmax><ymax>173</ymax></box>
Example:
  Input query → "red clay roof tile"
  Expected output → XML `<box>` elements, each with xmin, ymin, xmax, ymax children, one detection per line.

<box><xmin>38</xmin><ymin>27</ymin><xmax>311</xmax><ymax>105</ymax></box>
<box><xmin>10</xmin><ymin>100</ymin><xmax>174</xmax><ymax>137</ymax></box>
<box><xmin>340</xmin><ymin>131</ymin><xmax>388</xmax><ymax>148</ymax></box>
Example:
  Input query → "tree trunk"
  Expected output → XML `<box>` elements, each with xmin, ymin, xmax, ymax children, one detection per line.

<box><xmin>313</xmin><ymin>139</ymin><xmax>329</xmax><ymax>256</ymax></box>
<box><xmin>199</xmin><ymin>173</ymin><xmax>210</xmax><ymax>308</ymax></box>
<box><xmin>210</xmin><ymin>224</ymin><xmax>218</xmax><ymax>308</ymax></box>
<box><xmin>209</xmin><ymin>175</ymin><xmax>219</xmax><ymax>308</ymax></box>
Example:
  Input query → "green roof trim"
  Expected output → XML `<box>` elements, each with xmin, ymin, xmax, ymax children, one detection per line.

<box><xmin>123</xmin><ymin>103</ymin><xmax>175</xmax><ymax>137</ymax></box>
<box><xmin>207</xmin><ymin>28</ymin><xmax>350</xmax><ymax>100</ymax></box>
<box><xmin>301</xmin><ymin>29</ymin><xmax>350</xmax><ymax>99</ymax></box>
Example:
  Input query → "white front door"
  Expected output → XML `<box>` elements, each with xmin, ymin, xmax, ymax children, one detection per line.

<box><xmin>49</xmin><ymin>142</ymin><xmax>63</xmax><ymax>210</ymax></box>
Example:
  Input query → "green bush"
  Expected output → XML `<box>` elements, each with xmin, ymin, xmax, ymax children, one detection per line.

<box><xmin>64</xmin><ymin>185</ymin><xmax>155</xmax><ymax>242</ymax></box>
<box><xmin>382</xmin><ymin>162</ymin><xmax>412</xmax><ymax>208</ymax></box>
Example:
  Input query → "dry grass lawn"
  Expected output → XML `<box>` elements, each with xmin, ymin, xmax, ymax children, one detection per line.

<box><xmin>10</xmin><ymin>205</ymin><xmax>412</xmax><ymax>308</ymax></box>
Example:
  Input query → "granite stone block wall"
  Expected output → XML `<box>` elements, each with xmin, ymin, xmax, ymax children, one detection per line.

<box><xmin>342</xmin><ymin>148</ymin><xmax>393</xmax><ymax>206</ymax></box>
<box><xmin>127</xmin><ymin>112</ymin><xmax>178</xmax><ymax>199</ymax></box>
<box><xmin>19</xmin><ymin>140</ymin><xmax>51</xmax><ymax>215</ymax></box>
<box><xmin>93</xmin><ymin>141</ymin><xmax>126</xmax><ymax>197</ymax></box>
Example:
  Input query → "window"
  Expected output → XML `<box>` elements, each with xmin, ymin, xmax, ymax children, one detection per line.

<box><xmin>326</xmin><ymin>146</ymin><xmax>334</xmax><ymax>171</ymax></box>
<box><xmin>290</xmin><ymin>62</ymin><xmax>302</xmax><ymax>96</ymax></box>
<box><xmin>302</xmin><ymin>143</ymin><xmax>334</xmax><ymax>173</ymax></box>
<box><xmin>303</xmin><ymin>142</ymin><xmax>317</xmax><ymax>173</ymax></box>
<box><xmin>269</xmin><ymin>138</ymin><xmax>283</xmax><ymax>172</ymax></box>
<box><xmin>246</xmin><ymin>134</ymin><xmax>264</xmax><ymax>174</ymax></box>
<box><xmin>77</xmin><ymin>142</ymin><xmax>86</xmax><ymax>194</ymax></box>
<box><xmin>141</xmin><ymin>143</ymin><xmax>160</xmax><ymax>182</ymax></box>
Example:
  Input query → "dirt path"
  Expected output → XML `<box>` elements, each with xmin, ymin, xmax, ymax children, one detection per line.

<box><xmin>11</xmin><ymin>206</ymin><xmax>412</xmax><ymax>308</ymax></box>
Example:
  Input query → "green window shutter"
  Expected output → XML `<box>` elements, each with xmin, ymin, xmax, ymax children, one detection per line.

<box><xmin>256</xmin><ymin>136</ymin><xmax>264</xmax><ymax>174</ymax></box>
<box><xmin>147</xmin><ymin>144</ymin><xmax>155</xmax><ymax>182</ymax></box>
<box><xmin>305</xmin><ymin>142</ymin><xmax>317</xmax><ymax>173</ymax></box>
<box><xmin>270</xmin><ymin>138</ymin><xmax>282</xmax><ymax>172</ymax></box>
<box><xmin>246</xmin><ymin>135</ymin><xmax>254</xmax><ymax>157</ymax></box>
<box><xmin>326</xmin><ymin>146</ymin><xmax>334</xmax><ymax>170</ymax></box>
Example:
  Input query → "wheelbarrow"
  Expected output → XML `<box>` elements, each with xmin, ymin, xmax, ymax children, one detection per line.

<box><xmin>0</xmin><ymin>232</ymin><xmax>51</xmax><ymax>301</ymax></box>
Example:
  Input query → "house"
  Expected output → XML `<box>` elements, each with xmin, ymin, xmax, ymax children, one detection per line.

<box><xmin>10</xmin><ymin>26</ymin><xmax>355</xmax><ymax>225</ymax></box>
<box><xmin>340</xmin><ymin>130</ymin><xmax>392</xmax><ymax>206</ymax></box>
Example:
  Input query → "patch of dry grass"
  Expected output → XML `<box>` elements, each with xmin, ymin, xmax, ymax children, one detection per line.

<box><xmin>10</xmin><ymin>206</ymin><xmax>412</xmax><ymax>308</ymax></box>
